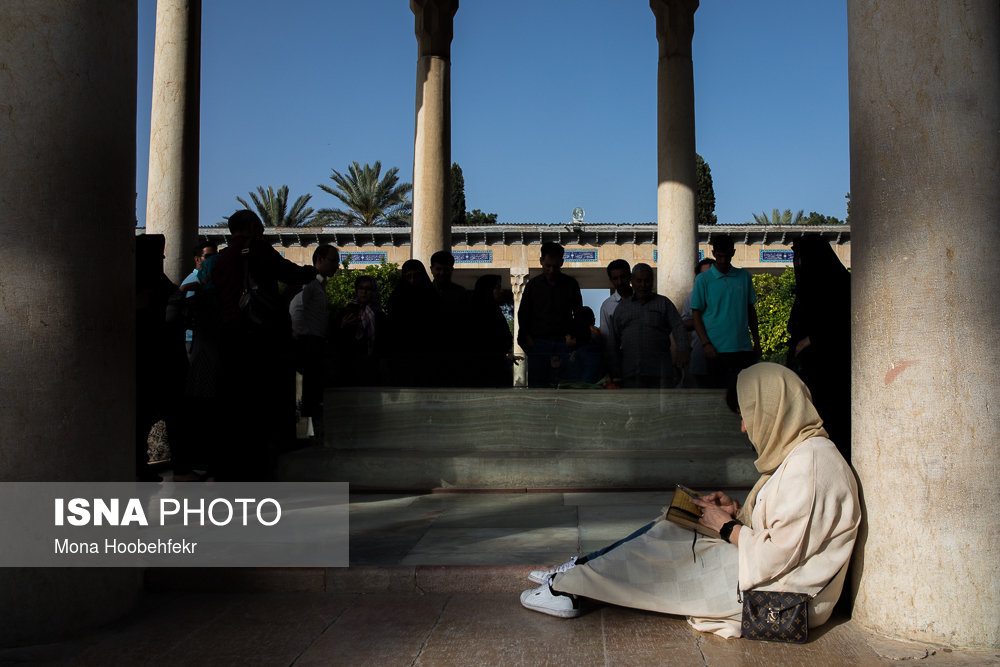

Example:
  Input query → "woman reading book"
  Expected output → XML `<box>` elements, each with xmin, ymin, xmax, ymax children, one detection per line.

<box><xmin>519</xmin><ymin>362</ymin><xmax>860</xmax><ymax>638</ymax></box>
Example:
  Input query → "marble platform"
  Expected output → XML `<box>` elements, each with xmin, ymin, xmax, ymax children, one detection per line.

<box><xmin>279</xmin><ymin>388</ymin><xmax>758</xmax><ymax>490</ymax></box>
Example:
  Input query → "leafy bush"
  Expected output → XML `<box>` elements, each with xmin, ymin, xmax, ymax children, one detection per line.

<box><xmin>752</xmin><ymin>268</ymin><xmax>796</xmax><ymax>364</ymax></box>
<box><xmin>325</xmin><ymin>257</ymin><xmax>399</xmax><ymax>312</ymax></box>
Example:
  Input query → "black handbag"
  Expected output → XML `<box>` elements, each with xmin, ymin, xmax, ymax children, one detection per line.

<box><xmin>740</xmin><ymin>589</ymin><xmax>810</xmax><ymax>643</ymax></box>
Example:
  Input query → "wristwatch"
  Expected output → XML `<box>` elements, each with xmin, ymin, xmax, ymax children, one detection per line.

<box><xmin>720</xmin><ymin>520</ymin><xmax>741</xmax><ymax>543</ymax></box>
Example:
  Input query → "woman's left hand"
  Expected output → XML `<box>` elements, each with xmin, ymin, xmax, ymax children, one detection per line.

<box><xmin>691</xmin><ymin>497</ymin><xmax>736</xmax><ymax>533</ymax></box>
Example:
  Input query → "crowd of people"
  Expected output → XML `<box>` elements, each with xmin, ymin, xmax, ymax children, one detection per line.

<box><xmin>138</xmin><ymin>215</ymin><xmax>852</xmax><ymax>480</ymax></box>
<box><xmin>136</xmin><ymin>213</ymin><xmax>516</xmax><ymax>481</ymax></box>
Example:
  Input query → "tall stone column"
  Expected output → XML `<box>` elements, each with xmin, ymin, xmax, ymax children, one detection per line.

<box><xmin>849</xmin><ymin>0</ymin><xmax>1000</xmax><ymax>649</ymax></box>
<box><xmin>410</xmin><ymin>0</ymin><xmax>458</xmax><ymax>267</ymax></box>
<box><xmin>145</xmin><ymin>0</ymin><xmax>201</xmax><ymax>283</ymax></box>
<box><xmin>650</xmin><ymin>0</ymin><xmax>699</xmax><ymax>309</ymax></box>
<box><xmin>0</xmin><ymin>1</ymin><xmax>141</xmax><ymax>646</ymax></box>
<box><xmin>510</xmin><ymin>271</ymin><xmax>529</xmax><ymax>387</ymax></box>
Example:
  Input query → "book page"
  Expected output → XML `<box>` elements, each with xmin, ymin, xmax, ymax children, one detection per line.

<box><xmin>670</xmin><ymin>487</ymin><xmax>702</xmax><ymax>518</ymax></box>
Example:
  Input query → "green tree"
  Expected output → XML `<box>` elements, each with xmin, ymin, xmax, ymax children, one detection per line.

<box><xmin>801</xmin><ymin>211</ymin><xmax>845</xmax><ymax>225</ymax></box>
<box><xmin>465</xmin><ymin>208</ymin><xmax>498</xmax><ymax>225</ymax></box>
<box><xmin>696</xmin><ymin>153</ymin><xmax>717</xmax><ymax>226</ymax></box>
<box><xmin>325</xmin><ymin>257</ymin><xmax>399</xmax><ymax>313</ymax></box>
<box><xmin>752</xmin><ymin>268</ymin><xmax>797</xmax><ymax>364</ymax></box>
<box><xmin>844</xmin><ymin>192</ymin><xmax>851</xmax><ymax>225</ymax></box>
<box><xmin>312</xmin><ymin>161</ymin><xmax>412</xmax><ymax>226</ymax></box>
<box><xmin>236</xmin><ymin>185</ymin><xmax>314</xmax><ymax>227</ymax></box>
<box><xmin>752</xmin><ymin>208</ymin><xmax>805</xmax><ymax>226</ymax></box>
<box><xmin>450</xmin><ymin>162</ymin><xmax>467</xmax><ymax>226</ymax></box>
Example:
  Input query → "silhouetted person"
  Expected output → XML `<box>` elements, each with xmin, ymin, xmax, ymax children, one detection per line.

<box><xmin>787</xmin><ymin>234</ymin><xmax>852</xmax><ymax>460</ymax></box>
<box><xmin>290</xmin><ymin>244</ymin><xmax>339</xmax><ymax>440</ymax></box>
<box><xmin>388</xmin><ymin>259</ymin><xmax>441</xmax><ymax>386</ymax></box>
<box><xmin>337</xmin><ymin>274</ymin><xmax>387</xmax><ymax>386</ymax></box>
<box><xmin>468</xmin><ymin>274</ymin><xmax>514</xmax><ymax>387</ymax></box>
<box><xmin>608</xmin><ymin>263</ymin><xmax>689</xmax><ymax>388</ymax></box>
<box><xmin>175</xmin><ymin>252</ymin><xmax>222</xmax><ymax>481</ymax></box>
<box><xmin>430</xmin><ymin>250</ymin><xmax>470</xmax><ymax>386</ymax></box>
<box><xmin>180</xmin><ymin>241</ymin><xmax>218</xmax><ymax>359</ymax></box>
<box><xmin>560</xmin><ymin>306</ymin><xmax>604</xmax><ymax>385</ymax></box>
<box><xmin>681</xmin><ymin>258</ymin><xmax>716</xmax><ymax>387</ymax></box>
<box><xmin>599</xmin><ymin>259</ymin><xmax>633</xmax><ymax>379</ymax></box>
<box><xmin>136</xmin><ymin>233</ymin><xmax>186</xmax><ymax>481</ymax></box>
<box><xmin>212</xmin><ymin>210</ymin><xmax>317</xmax><ymax>480</ymax></box>
<box><xmin>517</xmin><ymin>242</ymin><xmax>583</xmax><ymax>387</ymax></box>
<box><xmin>691</xmin><ymin>235</ymin><xmax>761</xmax><ymax>389</ymax></box>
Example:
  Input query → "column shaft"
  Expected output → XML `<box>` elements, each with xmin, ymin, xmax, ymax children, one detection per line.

<box><xmin>145</xmin><ymin>0</ymin><xmax>201</xmax><ymax>283</ymax></box>
<box><xmin>0</xmin><ymin>1</ymin><xmax>141</xmax><ymax>646</ymax></box>
<box><xmin>412</xmin><ymin>55</ymin><xmax>452</xmax><ymax>264</ymax></box>
<box><xmin>849</xmin><ymin>0</ymin><xmax>1000</xmax><ymax>648</ymax></box>
<box><xmin>651</xmin><ymin>0</ymin><xmax>699</xmax><ymax>309</ymax></box>
<box><xmin>410</xmin><ymin>0</ymin><xmax>457</xmax><ymax>267</ymax></box>
<box><xmin>510</xmin><ymin>271</ymin><xmax>529</xmax><ymax>387</ymax></box>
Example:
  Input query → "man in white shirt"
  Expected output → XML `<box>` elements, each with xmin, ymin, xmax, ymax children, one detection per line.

<box><xmin>599</xmin><ymin>259</ymin><xmax>632</xmax><ymax>379</ymax></box>
<box><xmin>290</xmin><ymin>244</ymin><xmax>339</xmax><ymax>437</ymax></box>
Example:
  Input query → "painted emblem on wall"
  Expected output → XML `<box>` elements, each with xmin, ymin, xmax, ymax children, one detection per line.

<box><xmin>760</xmin><ymin>250</ymin><xmax>794</xmax><ymax>263</ymax></box>
<box><xmin>454</xmin><ymin>251</ymin><xmax>492</xmax><ymax>264</ymax></box>
<box><xmin>564</xmin><ymin>250</ymin><xmax>598</xmax><ymax>262</ymax></box>
<box><xmin>341</xmin><ymin>251</ymin><xmax>388</xmax><ymax>265</ymax></box>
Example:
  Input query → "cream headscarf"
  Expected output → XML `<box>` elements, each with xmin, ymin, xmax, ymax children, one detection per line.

<box><xmin>735</xmin><ymin>363</ymin><xmax>828</xmax><ymax>525</ymax></box>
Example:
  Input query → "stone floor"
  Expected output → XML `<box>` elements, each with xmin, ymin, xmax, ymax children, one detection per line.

<box><xmin>1</xmin><ymin>491</ymin><xmax>996</xmax><ymax>666</ymax></box>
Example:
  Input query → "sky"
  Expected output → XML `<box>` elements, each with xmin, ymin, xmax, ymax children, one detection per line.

<box><xmin>135</xmin><ymin>0</ymin><xmax>849</xmax><ymax>228</ymax></box>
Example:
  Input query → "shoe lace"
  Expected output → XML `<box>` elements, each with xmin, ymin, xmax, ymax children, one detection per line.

<box><xmin>550</xmin><ymin>556</ymin><xmax>577</xmax><ymax>575</ymax></box>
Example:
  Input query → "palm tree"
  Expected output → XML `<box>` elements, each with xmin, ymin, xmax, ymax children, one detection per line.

<box><xmin>236</xmin><ymin>185</ymin><xmax>315</xmax><ymax>227</ymax></box>
<box><xmin>310</xmin><ymin>161</ymin><xmax>412</xmax><ymax>226</ymax></box>
<box><xmin>751</xmin><ymin>208</ymin><xmax>805</xmax><ymax>226</ymax></box>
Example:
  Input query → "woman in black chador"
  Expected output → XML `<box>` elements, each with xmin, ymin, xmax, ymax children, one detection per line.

<box><xmin>786</xmin><ymin>234</ymin><xmax>852</xmax><ymax>460</ymax></box>
<box><xmin>468</xmin><ymin>274</ymin><xmax>514</xmax><ymax>387</ymax></box>
<box><xmin>386</xmin><ymin>259</ymin><xmax>442</xmax><ymax>386</ymax></box>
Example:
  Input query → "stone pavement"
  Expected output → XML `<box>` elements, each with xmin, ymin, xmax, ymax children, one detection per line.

<box><xmin>1</xmin><ymin>491</ymin><xmax>996</xmax><ymax>666</ymax></box>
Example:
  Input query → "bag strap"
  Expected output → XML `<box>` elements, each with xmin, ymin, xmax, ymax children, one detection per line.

<box><xmin>240</xmin><ymin>247</ymin><xmax>254</xmax><ymax>294</ymax></box>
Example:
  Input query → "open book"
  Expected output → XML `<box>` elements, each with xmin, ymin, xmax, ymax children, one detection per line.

<box><xmin>665</xmin><ymin>485</ymin><xmax>721</xmax><ymax>539</ymax></box>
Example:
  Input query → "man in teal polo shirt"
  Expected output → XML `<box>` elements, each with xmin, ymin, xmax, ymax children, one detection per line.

<box><xmin>690</xmin><ymin>235</ymin><xmax>761</xmax><ymax>388</ymax></box>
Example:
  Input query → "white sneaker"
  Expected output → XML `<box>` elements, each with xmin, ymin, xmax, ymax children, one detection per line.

<box><xmin>528</xmin><ymin>556</ymin><xmax>578</xmax><ymax>584</ymax></box>
<box><xmin>519</xmin><ymin>582</ymin><xmax>580</xmax><ymax>618</ymax></box>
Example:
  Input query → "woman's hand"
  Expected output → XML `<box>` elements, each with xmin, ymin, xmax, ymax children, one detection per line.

<box><xmin>691</xmin><ymin>498</ymin><xmax>736</xmax><ymax>533</ymax></box>
<box><xmin>697</xmin><ymin>491</ymin><xmax>741</xmax><ymax>517</ymax></box>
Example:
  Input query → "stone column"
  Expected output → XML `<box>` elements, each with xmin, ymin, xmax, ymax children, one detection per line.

<box><xmin>849</xmin><ymin>0</ymin><xmax>1000</xmax><ymax>649</ymax></box>
<box><xmin>410</xmin><ymin>0</ymin><xmax>458</xmax><ymax>267</ymax></box>
<box><xmin>0</xmin><ymin>2</ymin><xmax>141</xmax><ymax>646</ymax></box>
<box><xmin>145</xmin><ymin>0</ymin><xmax>201</xmax><ymax>283</ymax></box>
<box><xmin>510</xmin><ymin>271</ymin><xmax>529</xmax><ymax>387</ymax></box>
<box><xmin>650</xmin><ymin>0</ymin><xmax>699</xmax><ymax>309</ymax></box>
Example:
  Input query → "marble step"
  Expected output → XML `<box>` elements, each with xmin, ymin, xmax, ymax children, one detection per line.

<box><xmin>319</xmin><ymin>387</ymin><xmax>748</xmax><ymax>452</ymax></box>
<box><xmin>279</xmin><ymin>447</ymin><xmax>758</xmax><ymax>490</ymax></box>
<box><xmin>285</xmin><ymin>388</ymin><xmax>757</xmax><ymax>490</ymax></box>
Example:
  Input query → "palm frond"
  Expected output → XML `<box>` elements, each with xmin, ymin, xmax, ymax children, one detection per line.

<box><xmin>318</xmin><ymin>161</ymin><xmax>413</xmax><ymax>226</ymax></box>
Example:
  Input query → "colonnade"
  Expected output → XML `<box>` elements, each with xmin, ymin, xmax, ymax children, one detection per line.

<box><xmin>0</xmin><ymin>0</ymin><xmax>996</xmax><ymax>651</ymax></box>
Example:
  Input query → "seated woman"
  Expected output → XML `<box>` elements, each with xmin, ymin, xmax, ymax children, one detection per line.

<box><xmin>520</xmin><ymin>362</ymin><xmax>860</xmax><ymax>639</ymax></box>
